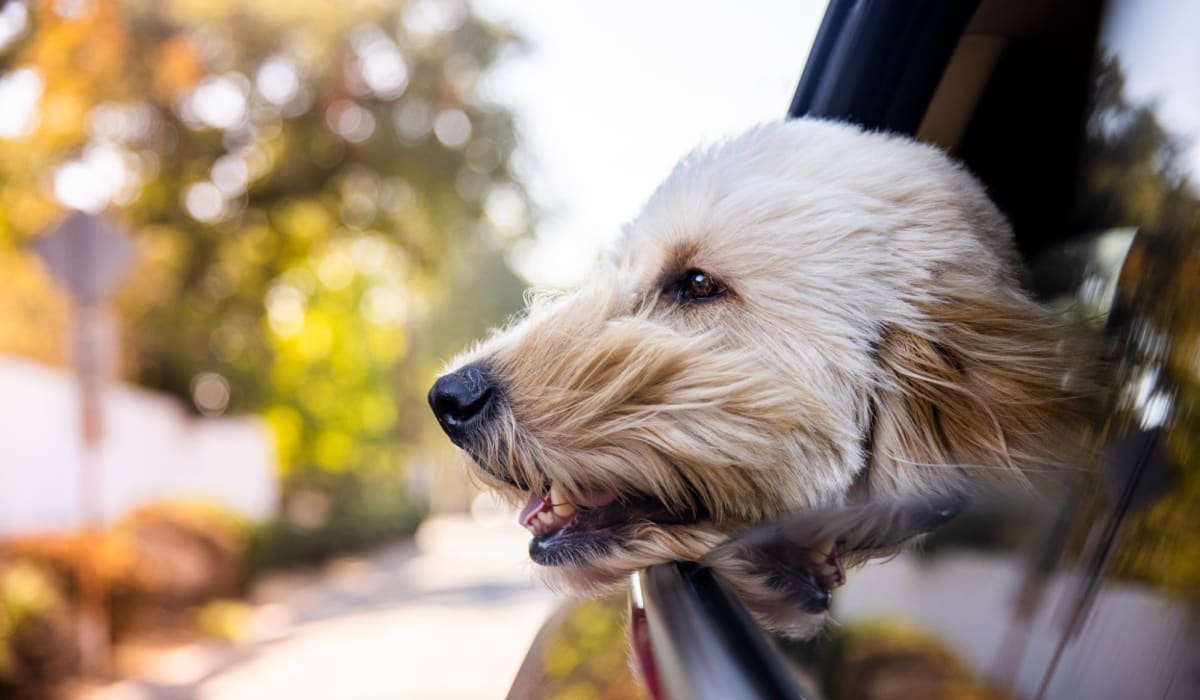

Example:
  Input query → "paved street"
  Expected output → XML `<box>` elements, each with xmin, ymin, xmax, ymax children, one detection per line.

<box><xmin>81</xmin><ymin>513</ymin><xmax>559</xmax><ymax>700</ymax></box>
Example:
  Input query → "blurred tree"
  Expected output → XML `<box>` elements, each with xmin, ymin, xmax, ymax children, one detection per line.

<box><xmin>0</xmin><ymin>0</ymin><xmax>529</xmax><ymax>534</ymax></box>
<box><xmin>1074</xmin><ymin>54</ymin><xmax>1200</xmax><ymax>235</ymax></box>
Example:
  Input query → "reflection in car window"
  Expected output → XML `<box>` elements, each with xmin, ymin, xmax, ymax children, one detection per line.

<box><xmin>1071</xmin><ymin>0</ymin><xmax>1200</xmax><ymax>595</ymax></box>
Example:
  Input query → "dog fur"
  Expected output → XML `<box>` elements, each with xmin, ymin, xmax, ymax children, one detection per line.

<box><xmin>434</xmin><ymin>119</ymin><xmax>1090</xmax><ymax>629</ymax></box>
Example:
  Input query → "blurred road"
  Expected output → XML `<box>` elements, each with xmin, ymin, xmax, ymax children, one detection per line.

<box><xmin>81</xmin><ymin>512</ymin><xmax>559</xmax><ymax>700</ymax></box>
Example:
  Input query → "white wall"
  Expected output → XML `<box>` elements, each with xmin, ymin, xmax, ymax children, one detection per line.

<box><xmin>0</xmin><ymin>355</ymin><xmax>278</xmax><ymax>536</ymax></box>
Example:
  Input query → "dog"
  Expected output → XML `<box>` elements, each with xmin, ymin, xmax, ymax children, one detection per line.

<box><xmin>429</xmin><ymin>118</ymin><xmax>1090</xmax><ymax>631</ymax></box>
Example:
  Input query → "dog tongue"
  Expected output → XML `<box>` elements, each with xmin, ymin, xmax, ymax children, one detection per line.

<box><xmin>518</xmin><ymin>486</ymin><xmax>618</xmax><ymax>532</ymax></box>
<box><xmin>519</xmin><ymin>491</ymin><xmax>550</xmax><ymax>527</ymax></box>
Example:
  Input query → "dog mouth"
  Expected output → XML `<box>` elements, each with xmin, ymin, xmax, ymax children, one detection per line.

<box><xmin>517</xmin><ymin>483</ymin><xmax>700</xmax><ymax>566</ymax></box>
<box><xmin>516</xmin><ymin>483</ymin><xmax>847</xmax><ymax>595</ymax></box>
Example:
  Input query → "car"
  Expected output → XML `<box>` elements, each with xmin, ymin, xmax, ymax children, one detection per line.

<box><xmin>508</xmin><ymin>1</ymin><xmax>1200</xmax><ymax>698</ymax></box>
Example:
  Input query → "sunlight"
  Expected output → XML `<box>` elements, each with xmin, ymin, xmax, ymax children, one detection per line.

<box><xmin>255</xmin><ymin>55</ymin><xmax>301</xmax><ymax>106</ymax></box>
<box><xmin>350</xmin><ymin>24</ymin><xmax>409</xmax><ymax>99</ymax></box>
<box><xmin>183</xmin><ymin>181</ymin><xmax>227</xmax><ymax>223</ymax></box>
<box><xmin>52</xmin><ymin>142</ymin><xmax>134</xmax><ymax>213</ymax></box>
<box><xmin>0</xmin><ymin>68</ymin><xmax>41</xmax><ymax>138</ymax></box>
<box><xmin>433</xmin><ymin>108</ymin><xmax>471</xmax><ymax>149</ymax></box>
<box><xmin>188</xmin><ymin>74</ymin><xmax>249</xmax><ymax>131</ymax></box>
<box><xmin>0</xmin><ymin>1</ymin><xmax>29</xmax><ymax>54</ymax></box>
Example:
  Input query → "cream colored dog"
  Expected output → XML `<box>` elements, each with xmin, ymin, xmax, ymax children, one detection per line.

<box><xmin>429</xmin><ymin>119</ymin><xmax>1088</xmax><ymax>629</ymax></box>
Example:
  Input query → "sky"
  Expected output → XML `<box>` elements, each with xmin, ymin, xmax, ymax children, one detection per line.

<box><xmin>1102</xmin><ymin>0</ymin><xmax>1200</xmax><ymax>187</ymax></box>
<box><xmin>472</xmin><ymin>0</ymin><xmax>830</xmax><ymax>287</ymax></box>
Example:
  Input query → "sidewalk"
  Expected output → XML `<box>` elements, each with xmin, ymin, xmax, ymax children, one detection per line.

<box><xmin>80</xmin><ymin>513</ymin><xmax>560</xmax><ymax>700</ymax></box>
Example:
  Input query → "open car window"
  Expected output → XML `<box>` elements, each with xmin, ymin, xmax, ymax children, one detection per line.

<box><xmin>508</xmin><ymin>2</ymin><xmax>1200</xmax><ymax>699</ymax></box>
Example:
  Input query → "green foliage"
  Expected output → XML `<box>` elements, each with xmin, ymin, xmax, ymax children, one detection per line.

<box><xmin>195</xmin><ymin>598</ymin><xmax>255</xmax><ymax>643</ymax></box>
<box><xmin>0</xmin><ymin>1</ymin><xmax>531</xmax><ymax>530</ymax></box>
<box><xmin>0</xmin><ymin>564</ymin><xmax>62</xmax><ymax>665</ymax></box>
<box><xmin>0</xmin><ymin>562</ymin><xmax>75</xmax><ymax>687</ymax></box>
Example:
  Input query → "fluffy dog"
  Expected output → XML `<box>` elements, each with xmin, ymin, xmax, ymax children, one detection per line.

<box><xmin>429</xmin><ymin>119</ymin><xmax>1089</xmax><ymax>629</ymax></box>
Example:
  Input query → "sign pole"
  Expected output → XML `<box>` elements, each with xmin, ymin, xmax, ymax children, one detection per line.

<box><xmin>73</xmin><ymin>302</ymin><xmax>108</xmax><ymax>676</ymax></box>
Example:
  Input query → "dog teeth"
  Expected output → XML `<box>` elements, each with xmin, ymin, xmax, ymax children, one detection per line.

<box><xmin>549</xmin><ymin>484</ymin><xmax>576</xmax><ymax>517</ymax></box>
<box><xmin>810</xmin><ymin>538</ymin><xmax>845</xmax><ymax>588</ymax></box>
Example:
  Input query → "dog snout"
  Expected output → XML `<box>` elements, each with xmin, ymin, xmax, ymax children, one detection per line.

<box><xmin>428</xmin><ymin>363</ymin><xmax>498</xmax><ymax>443</ymax></box>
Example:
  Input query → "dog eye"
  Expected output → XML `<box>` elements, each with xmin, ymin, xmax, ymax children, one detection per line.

<box><xmin>672</xmin><ymin>268</ymin><xmax>727</xmax><ymax>302</ymax></box>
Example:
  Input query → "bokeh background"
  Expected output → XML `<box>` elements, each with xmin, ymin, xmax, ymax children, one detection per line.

<box><xmin>0</xmin><ymin>1</ymin><xmax>826</xmax><ymax>697</ymax></box>
<box><xmin>5</xmin><ymin>1</ymin><xmax>1198</xmax><ymax>698</ymax></box>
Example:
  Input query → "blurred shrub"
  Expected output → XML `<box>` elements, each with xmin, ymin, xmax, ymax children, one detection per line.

<box><xmin>245</xmin><ymin>474</ymin><xmax>424</xmax><ymax>578</ymax></box>
<box><xmin>812</xmin><ymin>619</ymin><xmax>1014</xmax><ymax>700</ymax></box>
<box><xmin>195</xmin><ymin>599</ymin><xmax>255</xmax><ymax>643</ymax></box>
<box><xmin>0</xmin><ymin>532</ymin><xmax>131</xmax><ymax>600</ymax></box>
<box><xmin>0</xmin><ymin>493</ymin><xmax>426</xmax><ymax>693</ymax></box>
<box><xmin>0</xmin><ymin>561</ymin><xmax>79</xmax><ymax>691</ymax></box>
<box><xmin>106</xmin><ymin>502</ymin><xmax>251</xmax><ymax>635</ymax></box>
<box><xmin>0</xmin><ymin>502</ymin><xmax>251</xmax><ymax>635</ymax></box>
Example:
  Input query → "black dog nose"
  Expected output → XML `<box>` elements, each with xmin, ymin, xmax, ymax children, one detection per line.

<box><xmin>428</xmin><ymin>363</ymin><xmax>497</xmax><ymax>442</ymax></box>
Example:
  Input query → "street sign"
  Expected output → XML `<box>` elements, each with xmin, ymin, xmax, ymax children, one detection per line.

<box><xmin>33</xmin><ymin>211</ymin><xmax>134</xmax><ymax>304</ymax></box>
<box><xmin>31</xmin><ymin>210</ymin><xmax>136</xmax><ymax>677</ymax></box>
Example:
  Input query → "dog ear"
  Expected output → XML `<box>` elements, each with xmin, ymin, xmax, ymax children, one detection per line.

<box><xmin>866</xmin><ymin>282</ymin><xmax>1092</xmax><ymax>499</ymax></box>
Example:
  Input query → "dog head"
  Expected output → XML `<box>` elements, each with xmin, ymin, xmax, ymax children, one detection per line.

<box><xmin>429</xmin><ymin>119</ymin><xmax>1089</xmax><ymax>596</ymax></box>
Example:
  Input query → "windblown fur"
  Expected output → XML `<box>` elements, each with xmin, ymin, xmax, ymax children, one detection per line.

<box><xmin>434</xmin><ymin>119</ymin><xmax>1091</xmax><ymax>630</ymax></box>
